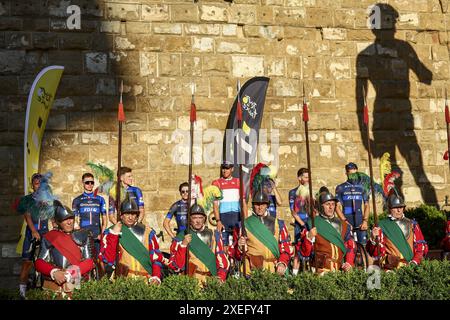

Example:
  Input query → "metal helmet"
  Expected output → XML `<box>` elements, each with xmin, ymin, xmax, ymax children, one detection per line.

<box><xmin>190</xmin><ymin>203</ymin><xmax>206</xmax><ymax>217</ymax></box>
<box><xmin>53</xmin><ymin>200</ymin><xmax>75</xmax><ymax>222</ymax></box>
<box><xmin>319</xmin><ymin>192</ymin><xmax>338</xmax><ymax>205</ymax></box>
<box><xmin>387</xmin><ymin>193</ymin><xmax>406</xmax><ymax>209</ymax></box>
<box><xmin>120</xmin><ymin>198</ymin><xmax>139</xmax><ymax>214</ymax></box>
<box><xmin>252</xmin><ymin>190</ymin><xmax>270</xmax><ymax>204</ymax></box>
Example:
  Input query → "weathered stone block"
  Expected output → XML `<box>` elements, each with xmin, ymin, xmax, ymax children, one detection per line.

<box><xmin>163</xmin><ymin>36</ymin><xmax>192</xmax><ymax>53</ymax></box>
<box><xmin>4</xmin><ymin>32</ymin><xmax>31</xmax><ymax>49</ymax></box>
<box><xmin>273</xmin><ymin>8</ymin><xmax>306</xmax><ymax>26</ymax></box>
<box><xmin>231</xmin><ymin>55</ymin><xmax>264</xmax><ymax>77</ymax></box>
<box><xmin>203</xmin><ymin>55</ymin><xmax>230</xmax><ymax>75</ymax></box>
<box><xmin>148</xmin><ymin>77</ymin><xmax>171</xmax><ymax>96</ymax></box>
<box><xmin>100</xmin><ymin>21</ymin><xmax>120</xmax><ymax>33</ymax></box>
<box><xmin>0</xmin><ymin>76</ymin><xmax>19</xmax><ymax>95</ymax></box>
<box><xmin>32</xmin><ymin>32</ymin><xmax>58</xmax><ymax>49</ymax></box>
<box><xmin>85</xmin><ymin>52</ymin><xmax>107</xmax><ymax>74</ymax></box>
<box><xmin>124</xmin><ymin>21</ymin><xmax>151</xmax><ymax>34</ymax></box>
<box><xmin>228</xmin><ymin>5</ymin><xmax>256</xmax><ymax>25</ymax></box>
<box><xmin>171</xmin><ymin>4</ymin><xmax>199</xmax><ymax>22</ymax></box>
<box><xmin>59</xmin><ymin>33</ymin><xmax>93</xmax><ymax>50</ymax></box>
<box><xmin>257</xmin><ymin>6</ymin><xmax>274</xmax><ymax>25</ymax></box>
<box><xmin>0</xmin><ymin>50</ymin><xmax>25</xmax><ymax>74</ymax></box>
<box><xmin>153</xmin><ymin>23</ymin><xmax>182</xmax><ymax>35</ymax></box>
<box><xmin>266</xmin><ymin>56</ymin><xmax>285</xmax><ymax>76</ymax></box>
<box><xmin>272</xmin><ymin>78</ymin><xmax>301</xmax><ymax>97</ymax></box>
<box><xmin>95</xmin><ymin>78</ymin><xmax>116</xmax><ymax>95</ymax></box>
<box><xmin>181</xmin><ymin>54</ymin><xmax>202</xmax><ymax>76</ymax></box>
<box><xmin>68</xmin><ymin>112</ymin><xmax>93</xmax><ymax>131</ymax></box>
<box><xmin>106</xmin><ymin>3</ymin><xmax>140</xmax><ymax>21</ymax></box>
<box><xmin>185</xmin><ymin>24</ymin><xmax>220</xmax><ymax>36</ymax></box>
<box><xmin>114</xmin><ymin>36</ymin><xmax>136</xmax><ymax>50</ymax></box>
<box><xmin>140</xmin><ymin>52</ymin><xmax>157</xmax><ymax>77</ymax></box>
<box><xmin>200</xmin><ymin>5</ymin><xmax>228</xmax><ymax>22</ymax></box>
<box><xmin>158</xmin><ymin>54</ymin><xmax>181</xmax><ymax>76</ymax></box>
<box><xmin>217</xmin><ymin>39</ymin><xmax>247</xmax><ymax>53</ymax></box>
<box><xmin>222</xmin><ymin>24</ymin><xmax>238</xmax><ymax>36</ymax></box>
<box><xmin>142</xmin><ymin>4</ymin><xmax>169</xmax><ymax>21</ymax></box>
<box><xmin>192</xmin><ymin>37</ymin><xmax>214</xmax><ymax>53</ymax></box>
<box><xmin>148</xmin><ymin>115</ymin><xmax>177</xmax><ymax>131</ymax></box>
<box><xmin>170</xmin><ymin>77</ymin><xmax>208</xmax><ymax>97</ymax></box>
<box><xmin>111</xmin><ymin>51</ymin><xmax>140</xmax><ymax>75</ymax></box>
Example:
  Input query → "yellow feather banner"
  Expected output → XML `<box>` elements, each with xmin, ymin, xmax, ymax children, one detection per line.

<box><xmin>17</xmin><ymin>66</ymin><xmax>64</xmax><ymax>255</ymax></box>
<box><xmin>379</xmin><ymin>152</ymin><xmax>391</xmax><ymax>181</ymax></box>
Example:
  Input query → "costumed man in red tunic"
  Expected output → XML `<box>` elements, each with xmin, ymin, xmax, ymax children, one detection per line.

<box><xmin>170</xmin><ymin>203</ymin><xmax>229</xmax><ymax>283</ymax></box>
<box><xmin>35</xmin><ymin>200</ymin><xmax>95</xmax><ymax>297</ymax></box>
<box><xmin>99</xmin><ymin>198</ymin><xmax>186</xmax><ymax>284</ymax></box>
<box><xmin>230</xmin><ymin>190</ymin><xmax>293</xmax><ymax>276</ymax></box>
<box><xmin>367</xmin><ymin>194</ymin><xmax>428</xmax><ymax>269</ymax></box>
<box><xmin>298</xmin><ymin>191</ymin><xmax>355</xmax><ymax>275</ymax></box>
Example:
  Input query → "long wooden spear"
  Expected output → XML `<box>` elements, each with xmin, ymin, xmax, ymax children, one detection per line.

<box><xmin>362</xmin><ymin>86</ymin><xmax>378</xmax><ymax>226</ymax></box>
<box><xmin>115</xmin><ymin>80</ymin><xmax>125</xmax><ymax>269</ymax></box>
<box><xmin>445</xmin><ymin>89</ymin><xmax>450</xmax><ymax>173</ymax></box>
<box><xmin>302</xmin><ymin>83</ymin><xmax>315</xmax><ymax>228</ymax></box>
<box><xmin>236</xmin><ymin>79</ymin><xmax>247</xmax><ymax>278</ymax></box>
<box><xmin>185</xmin><ymin>83</ymin><xmax>196</xmax><ymax>275</ymax></box>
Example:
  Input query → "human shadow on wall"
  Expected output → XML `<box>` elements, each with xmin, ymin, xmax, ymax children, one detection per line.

<box><xmin>356</xmin><ymin>3</ymin><xmax>438</xmax><ymax>206</ymax></box>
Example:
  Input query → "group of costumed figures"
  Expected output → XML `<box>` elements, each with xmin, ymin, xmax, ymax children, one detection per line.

<box><xmin>14</xmin><ymin>152</ymin><xmax>450</xmax><ymax>299</ymax></box>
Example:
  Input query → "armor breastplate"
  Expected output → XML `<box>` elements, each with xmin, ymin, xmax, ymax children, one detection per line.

<box><xmin>395</xmin><ymin>218</ymin><xmax>411</xmax><ymax>239</ymax></box>
<box><xmin>260</xmin><ymin>214</ymin><xmax>276</xmax><ymax>234</ymax></box>
<box><xmin>50</xmin><ymin>247</ymin><xmax>71</xmax><ymax>269</ymax></box>
<box><xmin>129</xmin><ymin>223</ymin><xmax>146</xmax><ymax>242</ymax></box>
<box><xmin>320</xmin><ymin>214</ymin><xmax>342</xmax><ymax>234</ymax></box>
<box><xmin>193</xmin><ymin>228</ymin><xmax>213</xmax><ymax>249</ymax></box>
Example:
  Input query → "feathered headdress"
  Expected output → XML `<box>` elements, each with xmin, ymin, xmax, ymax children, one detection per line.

<box><xmin>86</xmin><ymin>161</ymin><xmax>126</xmax><ymax>203</ymax></box>
<box><xmin>33</xmin><ymin>172</ymin><xmax>58</xmax><ymax>220</ymax></box>
<box><xmin>379</xmin><ymin>152</ymin><xmax>401</xmax><ymax>198</ymax></box>
<box><xmin>249</xmin><ymin>163</ymin><xmax>277</xmax><ymax>197</ymax></box>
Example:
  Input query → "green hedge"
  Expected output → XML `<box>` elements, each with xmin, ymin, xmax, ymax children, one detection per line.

<box><xmin>24</xmin><ymin>260</ymin><xmax>449</xmax><ymax>300</ymax></box>
<box><xmin>367</xmin><ymin>204</ymin><xmax>447</xmax><ymax>249</ymax></box>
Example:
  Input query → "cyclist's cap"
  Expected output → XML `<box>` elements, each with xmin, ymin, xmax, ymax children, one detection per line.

<box><xmin>345</xmin><ymin>162</ymin><xmax>358</xmax><ymax>171</ymax></box>
<box><xmin>31</xmin><ymin>173</ymin><xmax>42</xmax><ymax>182</ymax></box>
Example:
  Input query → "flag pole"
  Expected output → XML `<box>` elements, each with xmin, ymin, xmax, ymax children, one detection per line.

<box><xmin>115</xmin><ymin>80</ymin><xmax>125</xmax><ymax>269</ymax></box>
<box><xmin>302</xmin><ymin>83</ymin><xmax>315</xmax><ymax>228</ymax></box>
<box><xmin>185</xmin><ymin>83</ymin><xmax>196</xmax><ymax>275</ymax></box>
<box><xmin>236</xmin><ymin>79</ymin><xmax>247</xmax><ymax>278</ymax></box>
<box><xmin>362</xmin><ymin>86</ymin><xmax>378</xmax><ymax>226</ymax></box>
<box><xmin>445</xmin><ymin>88</ymin><xmax>450</xmax><ymax>173</ymax></box>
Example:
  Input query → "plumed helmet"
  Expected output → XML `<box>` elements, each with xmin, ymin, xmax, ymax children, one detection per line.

<box><xmin>120</xmin><ymin>198</ymin><xmax>139</xmax><ymax>214</ymax></box>
<box><xmin>319</xmin><ymin>192</ymin><xmax>338</xmax><ymax>205</ymax></box>
<box><xmin>387</xmin><ymin>193</ymin><xmax>405</xmax><ymax>209</ymax></box>
<box><xmin>190</xmin><ymin>203</ymin><xmax>206</xmax><ymax>217</ymax></box>
<box><xmin>53</xmin><ymin>200</ymin><xmax>75</xmax><ymax>222</ymax></box>
<box><xmin>252</xmin><ymin>190</ymin><xmax>270</xmax><ymax>204</ymax></box>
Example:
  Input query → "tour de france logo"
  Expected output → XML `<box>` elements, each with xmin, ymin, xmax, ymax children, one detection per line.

<box><xmin>242</xmin><ymin>95</ymin><xmax>258</xmax><ymax>119</ymax></box>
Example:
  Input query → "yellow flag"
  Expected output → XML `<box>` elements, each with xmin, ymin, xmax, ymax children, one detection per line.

<box><xmin>16</xmin><ymin>66</ymin><xmax>64</xmax><ymax>254</ymax></box>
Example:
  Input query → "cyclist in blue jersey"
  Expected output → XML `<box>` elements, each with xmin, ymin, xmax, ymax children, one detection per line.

<box><xmin>109</xmin><ymin>167</ymin><xmax>145</xmax><ymax>224</ymax></box>
<box><xmin>335</xmin><ymin>162</ymin><xmax>369</xmax><ymax>245</ymax></box>
<box><xmin>72</xmin><ymin>172</ymin><xmax>107</xmax><ymax>256</ymax></box>
<box><xmin>18</xmin><ymin>173</ymin><xmax>48</xmax><ymax>298</ymax></box>
<box><xmin>262</xmin><ymin>178</ymin><xmax>282</xmax><ymax>218</ymax></box>
<box><xmin>163</xmin><ymin>182</ymin><xmax>189</xmax><ymax>239</ymax></box>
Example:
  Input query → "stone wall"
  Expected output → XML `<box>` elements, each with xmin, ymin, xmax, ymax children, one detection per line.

<box><xmin>1</xmin><ymin>0</ymin><xmax>450</xmax><ymax>288</ymax></box>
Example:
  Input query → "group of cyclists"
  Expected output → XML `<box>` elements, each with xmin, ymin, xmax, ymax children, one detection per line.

<box><xmin>16</xmin><ymin>161</ymin><xmax>433</xmax><ymax>299</ymax></box>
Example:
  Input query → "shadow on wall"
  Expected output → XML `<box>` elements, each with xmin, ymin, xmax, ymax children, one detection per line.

<box><xmin>356</xmin><ymin>3</ymin><xmax>438</xmax><ymax>206</ymax></box>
